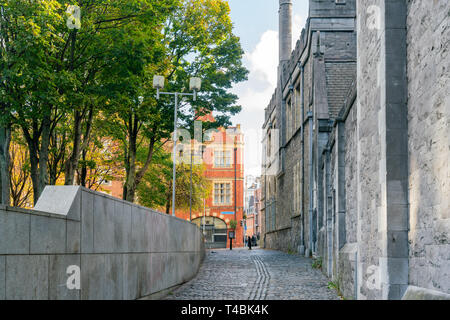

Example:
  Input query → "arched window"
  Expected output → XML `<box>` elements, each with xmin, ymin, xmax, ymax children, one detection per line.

<box><xmin>191</xmin><ymin>216</ymin><xmax>228</xmax><ymax>248</ymax></box>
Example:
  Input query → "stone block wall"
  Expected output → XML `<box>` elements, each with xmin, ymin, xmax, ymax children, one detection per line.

<box><xmin>332</xmin><ymin>98</ymin><xmax>358</xmax><ymax>299</ymax></box>
<box><xmin>356</xmin><ymin>0</ymin><xmax>385</xmax><ymax>300</ymax></box>
<box><xmin>406</xmin><ymin>0</ymin><xmax>450</xmax><ymax>294</ymax></box>
<box><xmin>337</xmin><ymin>98</ymin><xmax>358</xmax><ymax>299</ymax></box>
<box><xmin>317</xmin><ymin>0</ymin><xmax>449</xmax><ymax>300</ymax></box>
<box><xmin>0</xmin><ymin>186</ymin><xmax>205</xmax><ymax>300</ymax></box>
<box><xmin>263</xmin><ymin>0</ymin><xmax>449</xmax><ymax>300</ymax></box>
<box><xmin>344</xmin><ymin>102</ymin><xmax>358</xmax><ymax>245</ymax></box>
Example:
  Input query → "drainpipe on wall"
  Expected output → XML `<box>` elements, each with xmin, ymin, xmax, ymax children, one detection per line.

<box><xmin>263</xmin><ymin>159</ymin><xmax>266</xmax><ymax>248</ymax></box>
<box><xmin>308</xmin><ymin>110</ymin><xmax>313</xmax><ymax>256</ymax></box>
<box><xmin>299</xmin><ymin>64</ymin><xmax>305</xmax><ymax>255</ymax></box>
<box><xmin>354</xmin><ymin>250</ymin><xmax>358</xmax><ymax>299</ymax></box>
<box><xmin>325</xmin><ymin>147</ymin><xmax>333</xmax><ymax>277</ymax></box>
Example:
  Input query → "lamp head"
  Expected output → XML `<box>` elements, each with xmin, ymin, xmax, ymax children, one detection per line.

<box><xmin>189</xmin><ymin>77</ymin><xmax>201</xmax><ymax>91</ymax></box>
<box><xmin>153</xmin><ymin>75</ymin><xmax>165</xmax><ymax>90</ymax></box>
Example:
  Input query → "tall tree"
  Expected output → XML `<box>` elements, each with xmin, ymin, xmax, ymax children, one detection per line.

<box><xmin>0</xmin><ymin>3</ymin><xmax>8</xmax><ymax>205</ymax></box>
<box><xmin>0</xmin><ymin>123</ymin><xmax>10</xmax><ymax>205</ymax></box>
<box><xmin>62</xmin><ymin>0</ymin><xmax>177</xmax><ymax>186</ymax></box>
<box><xmin>1</xmin><ymin>0</ymin><xmax>74</xmax><ymax>203</ymax></box>
<box><xmin>0</xmin><ymin>0</ymin><xmax>177</xmax><ymax>203</ymax></box>
<box><xmin>106</xmin><ymin>0</ymin><xmax>248</xmax><ymax>202</ymax></box>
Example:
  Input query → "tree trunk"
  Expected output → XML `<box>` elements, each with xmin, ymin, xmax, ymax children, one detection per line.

<box><xmin>124</xmin><ymin>128</ymin><xmax>137</xmax><ymax>202</ymax></box>
<box><xmin>65</xmin><ymin>110</ymin><xmax>82</xmax><ymax>185</ymax></box>
<box><xmin>23</xmin><ymin>114</ymin><xmax>51</xmax><ymax>205</ymax></box>
<box><xmin>65</xmin><ymin>105</ymin><xmax>94</xmax><ymax>186</ymax></box>
<box><xmin>165</xmin><ymin>190</ymin><xmax>171</xmax><ymax>214</ymax></box>
<box><xmin>124</xmin><ymin>138</ymin><xmax>156</xmax><ymax>203</ymax></box>
<box><xmin>79</xmin><ymin>149</ymin><xmax>87</xmax><ymax>187</ymax></box>
<box><xmin>123</xmin><ymin>128</ymin><xmax>156</xmax><ymax>203</ymax></box>
<box><xmin>28</xmin><ymin>142</ymin><xmax>40</xmax><ymax>206</ymax></box>
<box><xmin>64</xmin><ymin>30</ymin><xmax>90</xmax><ymax>186</ymax></box>
<box><xmin>122</xmin><ymin>109</ymin><xmax>157</xmax><ymax>203</ymax></box>
<box><xmin>123</xmin><ymin>111</ymin><xmax>137</xmax><ymax>202</ymax></box>
<box><xmin>0</xmin><ymin>125</ymin><xmax>11</xmax><ymax>205</ymax></box>
<box><xmin>48</xmin><ymin>130</ymin><xmax>67</xmax><ymax>185</ymax></box>
<box><xmin>134</xmin><ymin>138</ymin><xmax>155</xmax><ymax>187</ymax></box>
<box><xmin>37</xmin><ymin>115</ymin><xmax>51</xmax><ymax>202</ymax></box>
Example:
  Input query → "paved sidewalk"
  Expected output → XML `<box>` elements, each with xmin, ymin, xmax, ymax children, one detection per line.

<box><xmin>166</xmin><ymin>248</ymin><xmax>340</xmax><ymax>300</ymax></box>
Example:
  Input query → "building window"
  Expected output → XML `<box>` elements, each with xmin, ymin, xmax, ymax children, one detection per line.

<box><xmin>214</xmin><ymin>182</ymin><xmax>231</xmax><ymax>205</ymax></box>
<box><xmin>293</xmin><ymin>162</ymin><xmax>301</xmax><ymax>214</ymax></box>
<box><xmin>295</xmin><ymin>84</ymin><xmax>301</xmax><ymax>131</ymax></box>
<box><xmin>214</xmin><ymin>150</ymin><xmax>232</xmax><ymax>167</ymax></box>
<box><xmin>286</xmin><ymin>98</ymin><xmax>292</xmax><ymax>139</ymax></box>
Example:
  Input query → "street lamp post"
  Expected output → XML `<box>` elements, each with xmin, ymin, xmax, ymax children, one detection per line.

<box><xmin>153</xmin><ymin>76</ymin><xmax>201</xmax><ymax>217</ymax></box>
<box><xmin>189</xmin><ymin>142</ymin><xmax>193</xmax><ymax>221</ymax></box>
<box><xmin>234</xmin><ymin>136</ymin><xmax>237</xmax><ymax>224</ymax></box>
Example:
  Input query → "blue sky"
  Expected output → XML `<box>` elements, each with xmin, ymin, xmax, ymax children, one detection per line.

<box><xmin>225</xmin><ymin>1</ymin><xmax>309</xmax><ymax>176</ymax></box>
<box><xmin>228</xmin><ymin>0</ymin><xmax>309</xmax><ymax>52</ymax></box>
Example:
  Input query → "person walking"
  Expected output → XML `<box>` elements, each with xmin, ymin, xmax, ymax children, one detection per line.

<box><xmin>248</xmin><ymin>235</ymin><xmax>252</xmax><ymax>250</ymax></box>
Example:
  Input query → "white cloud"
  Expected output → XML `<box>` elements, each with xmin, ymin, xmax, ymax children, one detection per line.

<box><xmin>231</xmin><ymin>30</ymin><xmax>279</xmax><ymax>176</ymax></box>
<box><xmin>230</xmin><ymin>13</ymin><xmax>306</xmax><ymax>177</ymax></box>
<box><xmin>245</xmin><ymin>30</ymin><xmax>279</xmax><ymax>89</ymax></box>
<box><xmin>293</xmin><ymin>14</ymin><xmax>304</xmax><ymax>47</ymax></box>
<box><xmin>233</xmin><ymin>30</ymin><xmax>278</xmax><ymax>114</ymax></box>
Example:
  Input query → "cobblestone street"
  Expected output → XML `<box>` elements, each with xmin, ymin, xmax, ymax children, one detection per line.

<box><xmin>166</xmin><ymin>248</ymin><xmax>340</xmax><ymax>300</ymax></box>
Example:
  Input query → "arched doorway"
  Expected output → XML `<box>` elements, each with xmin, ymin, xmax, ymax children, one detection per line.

<box><xmin>192</xmin><ymin>216</ymin><xmax>227</xmax><ymax>249</ymax></box>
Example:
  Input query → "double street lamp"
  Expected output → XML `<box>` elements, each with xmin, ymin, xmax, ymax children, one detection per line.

<box><xmin>153</xmin><ymin>75</ymin><xmax>201</xmax><ymax>217</ymax></box>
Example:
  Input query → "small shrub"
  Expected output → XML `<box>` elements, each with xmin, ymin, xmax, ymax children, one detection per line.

<box><xmin>327</xmin><ymin>281</ymin><xmax>338</xmax><ymax>290</ymax></box>
<box><xmin>312</xmin><ymin>258</ymin><xmax>322</xmax><ymax>270</ymax></box>
<box><xmin>327</xmin><ymin>280</ymin><xmax>346</xmax><ymax>300</ymax></box>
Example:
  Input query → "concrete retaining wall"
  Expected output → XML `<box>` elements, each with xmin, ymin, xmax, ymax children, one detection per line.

<box><xmin>0</xmin><ymin>186</ymin><xmax>205</xmax><ymax>300</ymax></box>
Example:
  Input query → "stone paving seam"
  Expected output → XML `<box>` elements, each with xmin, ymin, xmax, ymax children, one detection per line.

<box><xmin>249</xmin><ymin>256</ymin><xmax>262</xmax><ymax>300</ymax></box>
<box><xmin>256</xmin><ymin>256</ymin><xmax>270</xmax><ymax>300</ymax></box>
<box><xmin>253</xmin><ymin>257</ymin><xmax>264</xmax><ymax>300</ymax></box>
<box><xmin>258</xmin><ymin>256</ymin><xmax>270</xmax><ymax>300</ymax></box>
<box><xmin>251</xmin><ymin>255</ymin><xmax>269</xmax><ymax>300</ymax></box>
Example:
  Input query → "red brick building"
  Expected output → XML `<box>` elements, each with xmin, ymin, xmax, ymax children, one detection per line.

<box><xmin>101</xmin><ymin>180</ymin><xmax>124</xmax><ymax>199</ymax></box>
<box><xmin>175</xmin><ymin>123</ymin><xmax>245</xmax><ymax>249</ymax></box>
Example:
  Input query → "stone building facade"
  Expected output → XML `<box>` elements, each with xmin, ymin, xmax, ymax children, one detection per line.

<box><xmin>244</xmin><ymin>176</ymin><xmax>261</xmax><ymax>239</ymax></box>
<box><xmin>261</xmin><ymin>0</ymin><xmax>449</xmax><ymax>300</ymax></box>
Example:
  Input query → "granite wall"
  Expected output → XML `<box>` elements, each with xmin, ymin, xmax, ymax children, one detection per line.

<box><xmin>0</xmin><ymin>186</ymin><xmax>205</xmax><ymax>300</ymax></box>
<box><xmin>406</xmin><ymin>0</ymin><xmax>450</xmax><ymax>295</ymax></box>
